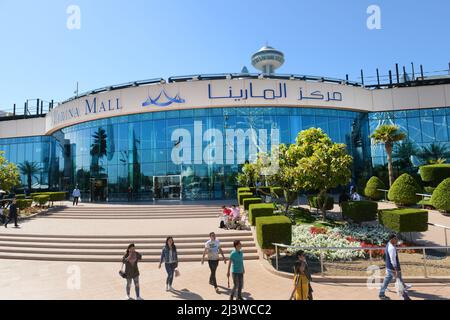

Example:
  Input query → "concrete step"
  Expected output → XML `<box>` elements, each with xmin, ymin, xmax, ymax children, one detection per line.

<box><xmin>0</xmin><ymin>232</ymin><xmax>252</xmax><ymax>239</ymax></box>
<box><xmin>39</xmin><ymin>215</ymin><xmax>219</xmax><ymax>220</ymax></box>
<box><xmin>0</xmin><ymin>252</ymin><xmax>260</xmax><ymax>263</ymax></box>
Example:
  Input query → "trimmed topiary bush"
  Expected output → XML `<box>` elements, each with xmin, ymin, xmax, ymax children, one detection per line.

<box><xmin>256</xmin><ymin>215</ymin><xmax>292</xmax><ymax>249</ymax></box>
<box><xmin>364</xmin><ymin>176</ymin><xmax>386</xmax><ymax>201</ymax></box>
<box><xmin>342</xmin><ymin>201</ymin><xmax>378</xmax><ymax>222</ymax></box>
<box><xmin>431</xmin><ymin>178</ymin><xmax>450</xmax><ymax>213</ymax></box>
<box><xmin>237</xmin><ymin>187</ymin><xmax>251</xmax><ymax>194</ymax></box>
<box><xmin>378</xmin><ymin>208</ymin><xmax>428</xmax><ymax>232</ymax></box>
<box><xmin>16</xmin><ymin>199</ymin><xmax>32</xmax><ymax>211</ymax></box>
<box><xmin>238</xmin><ymin>192</ymin><xmax>253</xmax><ymax>206</ymax></box>
<box><xmin>308</xmin><ymin>195</ymin><xmax>334</xmax><ymax>211</ymax></box>
<box><xmin>420</xmin><ymin>164</ymin><xmax>450</xmax><ymax>186</ymax></box>
<box><xmin>243</xmin><ymin>197</ymin><xmax>262</xmax><ymax>211</ymax></box>
<box><xmin>248</xmin><ymin>203</ymin><xmax>274</xmax><ymax>226</ymax></box>
<box><xmin>33</xmin><ymin>195</ymin><xmax>50</xmax><ymax>207</ymax></box>
<box><xmin>388</xmin><ymin>173</ymin><xmax>422</xmax><ymax>206</ymax></box>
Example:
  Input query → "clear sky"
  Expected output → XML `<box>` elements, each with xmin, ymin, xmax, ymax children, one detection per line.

<box><xmin>0</xmin><ymin>0</ymin><xmax>449</xmax><ymax>110</ymax></box>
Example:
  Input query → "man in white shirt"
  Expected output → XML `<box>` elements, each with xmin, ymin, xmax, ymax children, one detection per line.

<box><xmin>72</xmin><ymin>186</ymin><xmax>81</xmax><ymax>206</ymax></box>
<box><xmin>201</xmin><ymin>232</ymin><xmax>227</xmax><ymax>293</ymax></box>
<box><xmin>350</xmin><ymin>187</ymin><xmax>361</xmax><ymax>201</ymax></box>
<box><xmin>379</xmin><ymin>234</ymin><xmax>411</xmax><ymax>300</ymax></box>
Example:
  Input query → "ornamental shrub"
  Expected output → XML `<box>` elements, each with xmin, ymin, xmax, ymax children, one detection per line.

<box><xmin>364</xmin><ymin>176</ymin><xmax>386</xmax><ymax>201</ymax></box>
<box><xmin>16</xmin><ymin>199</ymin><xmax>32</xmax><ymax>211</ymax></box>
<box><xmin>243</xmin><ymin>197</ymin><xmax>262</xmax><ymax>211</ymax></box>
<box><xmin>33</xmin><ymin>195</ymin><xmax>50</xmax><ymax>207</ymax></box>
<box><xmin>238</xmin><ymin>192</ymin><xmax>253</xmax><ymax>206</ymax></box>
<box><xmin>387</xmin><ymin>173</ymin><xmax>421</xmax><ymax>206</ymax></box>
<box><xmin>378</xmin><ymin>208</ymin><xmax>428</xmax><ymax>232</ymax></box>
<box><xmin>256</xmin><ymin>216</ymin><xmax>292</xmax><ymax>249</ymax></box>
<box><xmin>424</xmin><ymin>186</ymin><xmax>436</xmax><ymax>195</ymax></box>
<box><xmin>419</xmin><ymin>164</ymin><xmax>450</xmax><ymax>186</ymax></box>
<box><xmin>431</xmin><ymin>178</ymin><xmax>450</xmax><ymax>213</ymax></box>
<box><xmin>237</xmin><ymin>187</ymin><xmax>251</xmax><ymax>194</ymax></box>
<box><xmin>341</xmin><ymin>201</ymin><xmax>378</xmax><ymax>223</ymax></box>
<box><xmin>308</xmin><ymin>195</ymin><xmax>334</xmax><ymax>211</ymax></box>
<box><xmin>15</xmin><ymin>194</ymin><xmax>26</xmax><ymax>199</ymax></box>
<box><xmin>248</xmin><ymin>203</ymin><xmax>274</xmax><ymax>226</ymax></box>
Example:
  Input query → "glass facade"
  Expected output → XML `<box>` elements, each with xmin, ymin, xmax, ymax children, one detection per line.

<box><xmin>0</xmin><ymin>106</ymin><xmax>369</xmax><ymax>200</ymax></box>
<box><xmin>2</xmin><ymin>105</ymin><xmax>449</xmax><ymax>201</ymax></box>
<box><xmin>369</xmin><ymin>107</ymin><xmax>450</xmax><ymax>166</ymax></box>
<box><xmin>0</xmin><ymin>136</ymin><xmax>63</xmax><ymax>190</ymax></box>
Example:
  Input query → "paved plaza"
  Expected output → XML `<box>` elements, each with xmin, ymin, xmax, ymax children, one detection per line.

<box><xmin>0</xmin><ymin>201</ymin><xmax>449</xmax><ymax>300</ymax></box>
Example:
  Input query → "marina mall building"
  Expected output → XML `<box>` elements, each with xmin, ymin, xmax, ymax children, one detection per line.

<box><xmin>1</xmin><ymin>46</ymin><xmax>450</xmax><ymax>201</ymax></box>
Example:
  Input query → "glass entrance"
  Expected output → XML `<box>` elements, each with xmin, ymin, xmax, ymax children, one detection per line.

<box><xmin>153</xmin><ymin>175</ymin><xmax>181</xmax><ymax>200</ymax></box>
<box><xmin>90</xmin><ymin>178</ymin><xmax>108</xmax><ymax>202</ymax></box>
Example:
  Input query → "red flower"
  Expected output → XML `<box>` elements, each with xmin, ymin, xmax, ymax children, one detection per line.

<box><xmin>310</xmin><ymin>227</ymin><xmax>328</xmax><ymax>235</ymax></box>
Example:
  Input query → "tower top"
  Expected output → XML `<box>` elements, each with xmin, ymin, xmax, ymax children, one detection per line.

<box><xmin>251</xmin><ymin>45</ymin><xmax>285</xmax><ymax>74</ymax></box>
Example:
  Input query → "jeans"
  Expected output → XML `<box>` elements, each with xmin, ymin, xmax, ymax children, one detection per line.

<box><xmin>379</xmin><ymin>269</ymin><xmax>407</xmax><ymax>296</ymax></box>
<box><xmin>231</xmin><ymin>273</ymin><xmax>244</xmax><ymax>298</ymax></box>
<box><xmin>126</xmin><ymin>276</ymin><xmax>140</xmax><ymax>298</ymax></box>
<box><xmin>165</xmin><ymin>263</ymin><xmax>177</xmax><ymax>286</ymax></box>
<box><xmin>73</xmin><ymin>197</ymin><xmax>79</xmax><ymax>206</ymax></box>
<box><xmin>208</xmin><ymin>260</ymin><xmax>219</xmax><ymax>288</ymax></box>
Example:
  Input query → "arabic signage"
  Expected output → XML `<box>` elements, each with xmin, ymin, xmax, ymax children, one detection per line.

<box><xmin>46</xmin><ymin>78</ymin><xmax>375</xmax><ymax>134</ymax></box>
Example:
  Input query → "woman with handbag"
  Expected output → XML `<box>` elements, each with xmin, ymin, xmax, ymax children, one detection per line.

<box><xmin>158</xmin><ymin>236</ymin><xmax>179</xmax><ymax>291</ymax></box>
<box><xmin>121</xmin><ymin>243</ymin><xmax>143</xmax><ymax>300</ymax></box>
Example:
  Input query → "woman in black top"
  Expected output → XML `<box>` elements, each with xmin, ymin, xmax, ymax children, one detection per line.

<box><xmin>122</xmin><ymin>243</ymin><xmax>143</xmax><ymax>300</ymax></box>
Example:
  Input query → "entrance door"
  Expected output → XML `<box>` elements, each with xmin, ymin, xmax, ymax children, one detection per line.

<box><xmin>153</xmin><ymin>175</ymin><xmax>181</xmax><ymax>200</ymax></box>
<box><xmin>90</xmin><ymin>178</ymin><xmax>108</xmax><ymax>202</ymax></box>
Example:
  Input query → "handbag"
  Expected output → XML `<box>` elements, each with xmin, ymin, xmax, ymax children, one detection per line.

<box><xmin>119</xmin><ymin>263</ymin><xmax>127</xmax><ymax>279</ymax></box>
<box><xmin>395</xmin><ymin>278</ymin><xmax>405</xmax><ymax>296</ymax></box>
<box><xmin>174</xmin><ymin>269</ymin><xmax>180</xmax><ymax>277</ymax></box>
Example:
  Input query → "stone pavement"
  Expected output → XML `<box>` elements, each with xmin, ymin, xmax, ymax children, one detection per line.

<box><xmin>0</xmin><ymin>259</ymin><xmax>449</xmax><ymax>300</ymax></box>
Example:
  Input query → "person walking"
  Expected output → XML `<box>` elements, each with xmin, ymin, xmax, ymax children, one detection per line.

<box><xmin>290</xmin><ymin>250</ymin><xmax>311</xmax><ymax>300</ymax></box>
<box><xmin>227</xmin><ymin>240</ymin><xmax>245</xmax><ymax>300</ymax></box>
<box><xmin>159</xmin><ymin>236</ymin><xmax>178</xmax><ymax>291</ymax></box>
<box><xmin>72</xmin><ymin>186</ymin><xmax>81</xmax><ymax>206</ymax></box>
<box><xmin>127</xmin><ymin>186</ymin><xmax>133</xmax><ymax>202</ymax></box>
<box><xmin>201</xmin><ymin>232</ymin><xmax>227</xmax><ymax>293</ymax></box>
<box><xmin>4</xmin><ymin>198</ymin><xmax>19</xmax><ymax>228</ymax></box>
<box><xmin>379</xmin><ymin>234</ymin><xmax>412</xmax><ymax>300</ymax></box>
<box><xmin>121</xmin><ymin>243</ymin><xmax>143</xmax><ymax>300</ymax></box>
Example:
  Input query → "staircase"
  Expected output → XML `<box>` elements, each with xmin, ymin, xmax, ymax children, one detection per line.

<box><xmin>0</xmin><ymin>204</ymin><xmax>259</xmax><ymax>262</ymax></box>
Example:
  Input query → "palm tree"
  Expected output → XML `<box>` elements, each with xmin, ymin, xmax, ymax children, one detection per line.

<box><xmin>18</xmin><ymin>161</ymin><xmax>41</xmax><ymax>191</ymax></box>
<box><xmin>417</xmin><ymin>142</ymin><xmax>450</xmax><ymax>164</ymax></box>
<box><xmin>90</xmin><ymin>128</ymin><xmax>108</xmax><ymax>175</ymax></box>
<box><xmin>371</xmin><ymin>125</ymin><xmax>406</xmax><ymax>187</ymax></box>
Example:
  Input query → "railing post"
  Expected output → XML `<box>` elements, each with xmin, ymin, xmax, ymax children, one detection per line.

<box><xmin>320</xmin><ymin>250</ymin><xmax>324</xmax><ymax>276</ymax></box>
<box><xmin>422</xmin><ymin>248</ymin><xmax>427</xmax><ymax>278</ymax></box>
<box><xmin>369</xmin><ymin>249</ymin><xmax>373</xmax><ymax>261</ymax></box>
<box><xmin>445</xmin><ymin>229</ymin><xmax>448</xmax><ymax>255</ymax></box>
<box><xmin>275</xmin><ymin>245</ymin><xmax>279</xmax><ymax>271</ymax></box>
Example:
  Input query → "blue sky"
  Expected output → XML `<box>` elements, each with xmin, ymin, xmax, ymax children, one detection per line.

<box><xmin>0</xmin><ymin>0</ymin><xmax>449</xmax><ymax>110</ymax></box>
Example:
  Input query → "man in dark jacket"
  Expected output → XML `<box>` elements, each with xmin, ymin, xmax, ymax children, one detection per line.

<box><xmin>5</xmin><ymin>198</ymin><xmax>19</xmax><ymax>228</ymax></box>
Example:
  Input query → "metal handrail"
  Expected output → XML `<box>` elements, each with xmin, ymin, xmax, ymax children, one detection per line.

<box><xmin>272</xmin><ymin>243</ymin><xmax>450</xmax><ymax>277</ymax></box>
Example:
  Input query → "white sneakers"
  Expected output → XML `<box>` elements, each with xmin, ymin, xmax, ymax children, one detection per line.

<box><xmin>136</xmin><ymin>296</ymin><xmax>144</xmax><ymax>300</ymax></box>
<box><xmin>126</xmin><ymin>295</ymin><xmax>144</xmax><ymax>300</ymax></box>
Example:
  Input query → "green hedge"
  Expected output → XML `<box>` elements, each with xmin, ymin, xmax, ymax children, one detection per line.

<box><xmin>424</xmin><ymin>186</ymin><xmax>436</xmax><ymax>195</ymax></box>
<box><xmin>388</xmin><ymin>173</ymin><xmax>421</xmax><ymax>206</ymax></box>
<box><xmin>243</xmin><ymin>197</ymin><xmax>262</xmax><ymax>211</ymax></box>
<box><xmin>33</xmin><ymin>195</ymin><xmax>50</xmax><ymax>206</ymax></box>
<box><xmin>420</xmin><ymin>164</ymin><xmax>450</xmax><ymax>186</ymax></box>
<box><xmin>17</xmin><ymin>199</ymin><xmax>32</xmax><ymax>211</ymax></box>
<box><xmin>256</xmin><ymin>216</ymin><xmax>292</xmax><ymax>249</ymax></box>
<box><xmin>364</xmin><ymin>176</ymin><xmax>385</xmax><ymax>201</ymax></box>
<box><xmin>431</xmin><ymin>178</ymin><xmax>450</xmax><ymax>213</ymax></box>
<box><xmin>15</xmin><ymin>194</ymin><xmax>26</xmax><ymax>199</ymax></box>
<box><xmin>308</xmin><ymin>195</ymin><xmax>334</xmax><ymax>211</ymax></box>
<box><xmin>378</xmin><ymin>208</ymin><xmax>428</xmax><ymax>232</ymax></box>
<box><xmin>248</xmin><ymin>203</ymin><xmax>274</xmax><ymax>226</ymax></box>
<box><xmin>238</xmin><ymin>192</ymin><xmax>254</xmax><ymax>206</ymax></box>
<box><xmin>342</xmin><ymin>201</ymin><xmax>378</xmax><ymax>222</ymax></box>
<box><xmin>270</xmin><ymin>187</ymin><xmax>284</xmax><ymax>198</ymax></box>
<box><xmin>47</xmin><ymin>192</ymin><xmax>67</xmax><ymax>202</ymax></box>
<box><xmin>237</xmin><ymin>187</ymin><xmax>251</xmax><ymax>194</ymax></box>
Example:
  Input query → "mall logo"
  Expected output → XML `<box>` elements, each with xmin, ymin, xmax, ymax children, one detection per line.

<box><xmin>142</xmin><ymin>90</ymin><xmax>185</xmax><ymax>107</ymax></box>
<box><xmin>170</xmin><ymin>121</ymin><xmax>280</xmax><ymax>171</ymax></box>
